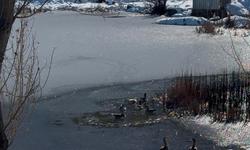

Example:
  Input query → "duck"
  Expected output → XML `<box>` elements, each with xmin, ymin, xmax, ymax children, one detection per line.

<box><xmin>145</xmin><ymin>105</ymin><xmax>156</xmax><ymax>113</ymax></box>
<box><xmin>189</xmin><ymin>138</ymin><xmax>198</xmax><ymax>150</ymax></box>
<box><xmin>119</xmin><ymin>104</ymin><xmax>126</xmax><ymax>113</ymax></box>
<box><xmin>128</xmin><ymin>98</ymin><xmax>137</xmax><ymax>104</ymax></box>
<box><xmin>139</xmin><ymin>99</ymin><xmax>147</xmax><ymax>107</ymax></box>
<box><xmin>111</xmin><ymin>113</ymin><xmax>126</xmax><ymax>119</ymax></box>
<box><xmin>134</xmin><ymin>103</ymin><xmax>142</xmax><ymax>110</ymax></box>
<box><xmin>160</xmin><ymin>136</ymin><xmax>170</xmax><ymax>150</ymax></box>
<box><xmin>140</xmin><ymin>93</ymin><xmax>147</xmax><ymax>104</ymax></box>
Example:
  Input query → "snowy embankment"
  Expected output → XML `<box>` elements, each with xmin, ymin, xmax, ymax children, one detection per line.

<box><xmin>175</xmin><ymin>115</ymin><xmax>250</xmax><ymax>149</ymax></box>
<box><xmin>21</xmin><ymin>0</ymin><xmax>250</xmax><ymax>34</ymax></box>
<box><xmin>156</xmin><ymin>16</ymin><xmax>207</xmax><ymax>26</ymax></box>
<box><xmin>156</xmin><ymin>15</ymin><xmax>250</xmax><ymax>28</ymax></box>
<box><xmin>156</xmin><ymin>0</ymin><xmax>250</xmax><ymax>28</ymax></box>
<box><xmin>15</xmin><ymin>0</ymin><xmax>150</xmax><ymax>12</ymax></box>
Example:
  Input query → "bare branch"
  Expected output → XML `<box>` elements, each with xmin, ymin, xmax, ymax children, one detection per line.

<box><xmin>222</xmin><ymin>29</ymin><xmax>247</xmax><ymax>73</ymax></box>
<box><xmin>37</xmin><ymin>47</ymin><xmax>55</xmax><ymax>93</ymax></box>
<box><xmin>4</xmin><ymin>67</ymin><xmax>40</xmax><ymax>132</ymax></box>
<box><xmin>13</xmin><ymin>0</ymin><xmax>30</xmax><ymax>19</ymax></box>
<box><xmin>0</xmin><ymin>16</ymin><xmax>54</xmax><ymax>147</ymax></box>
<box><xmin>14</xmin><ymin>0</ymin><xmax>49</xmax><ymax>20</ymax></box>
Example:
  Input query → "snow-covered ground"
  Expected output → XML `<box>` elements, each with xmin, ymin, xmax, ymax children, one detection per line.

<box><xmin>8</xmin><ymin>0</ymin><xmax>250</xmax><ymax>149</ymax></box>
<box><xmin>177</xmin><ymin>115</ymin><xmax>250</xmax><ymax>149</ymax></box>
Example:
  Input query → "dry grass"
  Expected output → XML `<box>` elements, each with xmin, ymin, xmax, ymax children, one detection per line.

<box><xmin>195</xmin><ymin>21</ymin><xmax>215</xmax><ymax>34</ymax></box>
<box><xmin>225</xmin><ymin>15</ymin><xmax>235</xmax><ymax>28</ymax></box>
<box><xmin>168</xmin><ymin>77</ymin><xmax>201</xmax><ymax>116</ymax></box>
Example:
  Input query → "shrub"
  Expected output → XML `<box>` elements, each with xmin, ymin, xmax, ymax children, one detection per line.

<box><xmin>195</xmin><ymin>21</ymin><xmax>215</xmax><ymax>34</ymax></box>
<box><xmin>151</xmin><ymin>5</ymin><xmax>167</xmax><ymax>15</ymax></box>
<box><xmin>225</xmin><ymin>15</ymin><xmax>235</xmax><ymax>28</ymax></box>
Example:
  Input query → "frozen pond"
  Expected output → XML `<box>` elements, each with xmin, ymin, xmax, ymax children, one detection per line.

<box><xmin>12</xmin><ymin>11</ymin><xmax>241</xmax><ymax>96</ymax></box>
<box><xmin>9</xmin><ymin>11</ymin><xmax>246</xmax><ymax>150</ymax></box>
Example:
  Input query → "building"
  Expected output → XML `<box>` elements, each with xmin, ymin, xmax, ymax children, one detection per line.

<box><xmin>191</xmin><ymin>0</ymin><xmax>231</xmax><ymax>18</ymax></box>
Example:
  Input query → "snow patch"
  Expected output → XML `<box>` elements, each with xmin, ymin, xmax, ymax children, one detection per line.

<box><xmin>227</xmin><ymin>1</ymin><xmax>249</xmax><ymax>16</ymax></box>
<box><xmin>156</xmin><ymin>16</ymin><xmax>207</xmax><ymax>26</ymax></box>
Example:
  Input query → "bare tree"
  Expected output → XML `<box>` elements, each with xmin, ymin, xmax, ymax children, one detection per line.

<box><xmin>221</xmin><ymin>30</ymin><xmax>248</xmax><ymax>73</ymax></box>
<box><xmin>148</xmin><ymin>0</ymin><xmax>167</xmax><ymax>15</ymax></box>
<box><xmin>0</xmin><ymin>1</ymin><xmax>49</xmax><ymax>149</ymax></box>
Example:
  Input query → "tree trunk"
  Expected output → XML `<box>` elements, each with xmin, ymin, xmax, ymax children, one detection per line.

<box><xmin>0</xmin><ymin>103</ymin><xmax>8</xmax><ymax>150</ymax></box>
<box><xmin>0</xmin><ymin>0</ymin><xmax>15</xmax><ymax>149</ymax></box>
<box><xmin>163</xmin><ymin>0</ymin><xmax>167</xmax><ymax>8</ymax></box>
<box><xmin>0</xmin><ymin>0</ymin><xmax>15</xmax><ymax>73</ymax></box>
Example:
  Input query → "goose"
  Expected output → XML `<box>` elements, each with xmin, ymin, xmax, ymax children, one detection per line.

<box><xmin>189</xmin><ymin>138</ymin><xmax>198</xmax><ymax>150</ymax></box>
<box><xmin>119</xmin><ymin>104</ymin><xmax>126</xmax><ymax>113</ymax></box>
<box><xmin>134</xmin><ymin>103</ymin><xmax>142</xmax><ymax>110</ymax></box>
<box><xmin>128</xmin><ymin>98</ymin><xmax>137</xmax><ymax>104</ymax></box>
<box><xmin>140</xmin><ymin>93</ymin><xmax>147</xmax><ymax>104</ymax></box>
<box><xmin>139</xmin><ymin>100</ymin><xmax>142</xmax><ymax>105</ymax></box>
<box><xmin>160</xmin><ymin>136</ymin><xmax>170</xmax><ymax>150</ymax></box>
<box><xmin>133</xmin><ymin>100</ymin><xmax>143</xmax><ymax>110</ymax></box>
<box><xmin>111</xmin><ymin>113</ymin><xmax>126</xmax><ymax>119</ymax></box>
<box><xmin>139</xmin><ymin>99</ymin><xmax>147</xmax><ymax>107</ymax></box>
<box><xmin>145</xmin><ymin>105</ymin><xmax>156</xmax><ymax>113</ymax></box>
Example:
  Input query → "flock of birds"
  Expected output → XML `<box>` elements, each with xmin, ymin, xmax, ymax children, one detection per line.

<box><xmin>160</xmin><ymin>137</ymin><xmax>198</xmax><ymax>150</ymax></box>
<box><xmin>110</xmin><ymin>93</ymin><xmax>199</xmax><ymax>150</ymax></box>
<box><xmin>111</xmin><ymin>93</ymin><xmax>156</xmax><ymax>119</ymax></box>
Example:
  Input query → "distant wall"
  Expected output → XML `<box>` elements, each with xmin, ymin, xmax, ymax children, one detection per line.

<box><xmin>191</xmin><ymin>9</ymin><xmax>227</xmax><ymax>19</ymax></box>
<box><xmin>193</xmin><ymin>0</ymin><xmax>221</xmax><ymax>10</ymax></box>
<box><xmin>192</xmin><ymin>0</ymin><xmax>231</xmax><ymax>18</ymax></box>
<box><xmin>193</xmin><ymin>0</ymin><xmax>231</xmax><ymax>10</ymax></box>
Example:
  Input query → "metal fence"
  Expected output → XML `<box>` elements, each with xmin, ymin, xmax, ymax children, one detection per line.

<box><xmin>193</xmin><ymin>0</ymin><xmax>231</xmax><ymax>10</ymax></box>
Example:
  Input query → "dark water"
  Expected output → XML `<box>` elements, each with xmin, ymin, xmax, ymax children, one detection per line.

<box><xmin>9</xmin><ymin>79</ymin><xmax>247</xmax><ymax>150</ymax></box>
